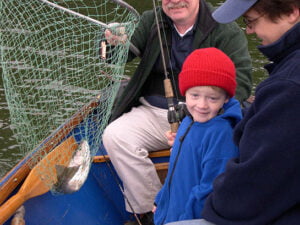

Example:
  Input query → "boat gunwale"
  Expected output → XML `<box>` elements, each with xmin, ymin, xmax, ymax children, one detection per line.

<box><xmin>0</xmin><ymin>95</ymin><xmax>101</xmax><ymax>205</ymax></box>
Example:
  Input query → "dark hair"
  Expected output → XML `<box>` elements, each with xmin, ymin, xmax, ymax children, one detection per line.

<box><xmin>252</xmin><ymin>0</ymin><xmax>300</xmax><ymax>21</ymax></box>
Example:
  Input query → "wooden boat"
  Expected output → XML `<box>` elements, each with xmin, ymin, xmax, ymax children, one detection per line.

<box><xmin>0</xmin><ymin>94</ymin><xmax>170</xmax><ymax>225</ymax></box>
<box><xmin>0</xmin><ymin>1</ymin><xmax>169</xmax><ymax>224</ymax></box>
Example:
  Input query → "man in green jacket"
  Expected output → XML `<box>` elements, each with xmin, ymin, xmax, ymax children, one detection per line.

<box><xmin>103</xmin><ymin>0</ymin><xmax>252</xmax><ymax>224</ymax></box>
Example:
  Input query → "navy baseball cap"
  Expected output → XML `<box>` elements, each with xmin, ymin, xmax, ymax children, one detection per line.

<box><xmin>212</xmin><ymin>0</ymin><xmax>258</xmax><ymax>24</ymax></box>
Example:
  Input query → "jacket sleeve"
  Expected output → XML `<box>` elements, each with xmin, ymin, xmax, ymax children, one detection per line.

<box><xmin>154</xmin><ymin>184</ymin><xmax>164</xmax><ymax>205</ymax></box>
<box><xmin>127</xmin><ymin>10</ymin><xmax>154</xmax><ymax>61</ymax></box>
<box><xmin>180</xmin><ymin>158</ymin><xmax>233</xmax><ymax>220</ymax></box>
<box><xmin>212</xmin><ymin>22</ymin><xmax>253</xmax><ymax>102</ymax></box>
<box><xmin>180</xmin><ymin>126</ymin><xmax>239</xmax><ymax>220</ymax></box>
<box><xmin>202</xmin><ymin>77</ymin><xmax>300</xmax><ymax>224</ymax></box>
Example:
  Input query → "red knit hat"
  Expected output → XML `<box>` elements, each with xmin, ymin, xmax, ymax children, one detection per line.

<box><xmin>179</xmin><ymin>47</ymin><xmax>236</xmax><ymax>97</ymax></box>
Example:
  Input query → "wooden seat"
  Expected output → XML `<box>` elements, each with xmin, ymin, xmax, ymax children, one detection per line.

<box><xmin>149</xmin><ymin>149</ymin><xmax>170</xmax><ymax>183</ymax></box>
<box><xmin>93</xmin><ymin>149</ymin><xmax>170</xmax><ymax>183</ymax></box>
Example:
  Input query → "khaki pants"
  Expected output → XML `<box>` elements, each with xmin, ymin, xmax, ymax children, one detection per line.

<box><xmin>102</xmin><ymin>97</ymin><xmax>170</xmax><ymax>213</ymax></box>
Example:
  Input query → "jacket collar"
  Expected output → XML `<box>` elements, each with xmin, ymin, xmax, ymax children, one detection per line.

<box><xmin>258</xmin><ymin>22</ymin><xmax>300</xmax><ymax>64</ymax></box>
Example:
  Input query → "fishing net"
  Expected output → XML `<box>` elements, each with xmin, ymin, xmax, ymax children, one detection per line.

<box><xmin>0</xmin><ymin>0</ymin><xmax>139</xmax><ymax>194</ymax></box>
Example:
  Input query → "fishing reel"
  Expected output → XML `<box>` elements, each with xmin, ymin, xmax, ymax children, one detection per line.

<box><xmin>167</xmin><ymin>100</ymin><xmax>187</xmax><ymax>123</ymax></box>
<box><xmin>164</xmin><ymin>78</ymin><xmax>188</xmax><ymax>133</ymax></box>
<box><xmin>167</xmin><ymin>99</ymin><xmax>187</xmax><ymax>133</ymax></box>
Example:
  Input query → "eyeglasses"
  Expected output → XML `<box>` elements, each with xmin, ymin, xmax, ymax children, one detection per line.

<box><xmin>243</xmin><ymin>14</ymin><xmax>264</xmax><ymax>29</ymax></box>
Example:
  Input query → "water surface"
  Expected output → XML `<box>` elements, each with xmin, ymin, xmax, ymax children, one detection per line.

<box><xmin>0</xmin><ymin>0</ymin><xmax>268</xmax><ymax>178</ymax></box>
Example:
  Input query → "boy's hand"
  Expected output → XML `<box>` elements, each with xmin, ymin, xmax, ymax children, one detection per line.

<box><xmin>165</xmin><ymin>130</ymin><xmax>176</xmax><ymax>147</ymax></box>
<box><xmin>152</xmin><ymin>205</ymin><xmax>157</xmax><ymax>213</ymax></box>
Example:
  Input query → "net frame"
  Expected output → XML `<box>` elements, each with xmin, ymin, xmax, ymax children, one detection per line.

<box><xmin>0</xmin><ymin>0</ymin><xmax>139</xmax><ymax>193</ymax></box>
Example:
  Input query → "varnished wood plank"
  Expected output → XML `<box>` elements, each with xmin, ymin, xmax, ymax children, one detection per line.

<box><xmin>0</xmin><ymin>95</ymin><xmax>101</xmax><ymax>205</ymax></box>
<box><xmin>93</xmin><ymin>149</ymin><xmax>171</xmax><ymax>163</ymax></box>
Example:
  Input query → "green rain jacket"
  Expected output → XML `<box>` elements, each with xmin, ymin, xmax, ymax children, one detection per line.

<box><xmin>111</xmin><ymin>0</ymin><xmax>252</xmax><ymax>121</ymax></box>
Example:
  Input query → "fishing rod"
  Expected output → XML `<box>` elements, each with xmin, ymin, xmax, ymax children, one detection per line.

<box><xmin>152</xmin><ymin>0</ymin><xmax>179</xmax><ymax>133</ymax></box>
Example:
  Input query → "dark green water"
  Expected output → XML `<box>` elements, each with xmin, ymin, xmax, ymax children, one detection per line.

<box><xmin>0</xmin><ymin>0</ymin><xmax>268</xmax><ymax>178</ymax></box>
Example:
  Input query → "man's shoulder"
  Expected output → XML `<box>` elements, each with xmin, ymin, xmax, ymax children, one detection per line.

<box><xmin>138</xmin><ymin>8</ymin><xmax>160</xmax><ymax>28</ymax></box>
<box><xmin>213</xmin><ymin>20</ymin><xmax>243</xmax><ymax>34</ymax></box>
<box><xmin>204</xmin><ymin>0</ymin><xmax>241</xmax><ymax>30</ymax></box>
<box><xmin>141</xmin><ymin>9</ymin><xmax>154</xmax><ymax>17</ymax></box>
<box><xmin>140</xmin><ymin>7</ymin><xmax>162</xmax><ymax>20</ymax></box>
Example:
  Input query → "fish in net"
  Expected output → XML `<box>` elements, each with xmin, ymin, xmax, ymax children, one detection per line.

<box><xmin>0</xmin><ymin>0</ymin><xmax>139</xmax><ymax>195</ymax></box>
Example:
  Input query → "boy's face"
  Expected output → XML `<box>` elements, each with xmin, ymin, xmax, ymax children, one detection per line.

<box><xmin>185</xmin><ymin>86</ymin><xmax>229</xmax><ymax>123</ymax></box>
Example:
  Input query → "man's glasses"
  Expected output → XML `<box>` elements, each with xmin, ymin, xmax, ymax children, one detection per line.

<box><xmin>243</xmin><ymin>14</ymin><xmax>264</xmax><ymax>29</ymax></box>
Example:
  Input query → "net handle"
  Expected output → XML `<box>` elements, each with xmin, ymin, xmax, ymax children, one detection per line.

<box><xmin>39</xmin><ymin>0</ymin><xmax>141</xmax><ymax>57</ymax></box>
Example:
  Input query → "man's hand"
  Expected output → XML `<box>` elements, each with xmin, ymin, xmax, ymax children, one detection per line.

<box><xmin>104</xmin><ymin>23</ymin><xmax>127</xmax><ymax>45</ymax></box>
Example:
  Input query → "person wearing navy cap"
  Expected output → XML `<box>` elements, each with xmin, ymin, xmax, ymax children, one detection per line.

<box><xmin>199</xmin><ymin>0</ymin><xmax>300</xmax><ymax>225</ymax></box>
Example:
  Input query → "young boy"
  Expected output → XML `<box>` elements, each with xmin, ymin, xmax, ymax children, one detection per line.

<box><xmin>153</xmin><ymin>47</ymin><xmax>242</xmax><ymax>225</ymax></box>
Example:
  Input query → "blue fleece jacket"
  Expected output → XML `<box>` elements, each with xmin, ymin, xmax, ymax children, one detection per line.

<box><xmin>202</xmin><ymin>23</ymin><xmax>300</xmax><ymax>225</ymax></box>
<box><xmin>154</xmin><ymin>98</ymin><xmax>242</xmax><ymax>225</ymax></box>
